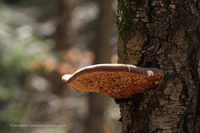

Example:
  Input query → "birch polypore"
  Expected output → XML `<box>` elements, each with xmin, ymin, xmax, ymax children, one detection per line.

<box><xmin>62</xmin><ymin>64</ymin><xmax>164</xmax><ymax>99</ymax></box>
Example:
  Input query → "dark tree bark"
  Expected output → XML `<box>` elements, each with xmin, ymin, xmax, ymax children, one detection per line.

<box><xmin>116</xmin><ymin>0</ymin><xmax>200</xmax><ymax>132</ymax></box>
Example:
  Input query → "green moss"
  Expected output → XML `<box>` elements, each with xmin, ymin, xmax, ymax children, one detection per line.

<box><xmin>117</xmin><ymin>0</ymin><xmax>135</xmax><ymax>34</ymax></box>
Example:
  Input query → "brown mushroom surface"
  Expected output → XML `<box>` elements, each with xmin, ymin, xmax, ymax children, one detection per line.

<box><xmin>62</xmin><ymin>64</ymin><xmax>164</xmax><ymax>99</ymax></box>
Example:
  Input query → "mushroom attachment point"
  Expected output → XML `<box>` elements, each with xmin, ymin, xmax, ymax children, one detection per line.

<box><xmin>62</xmin><ymin>64</ymin><xmax>164</xmax><ymax>99</ymax></box>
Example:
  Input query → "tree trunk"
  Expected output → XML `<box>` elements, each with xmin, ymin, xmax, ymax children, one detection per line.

<box><xmin>116</xmin><ymin>0</ymin><xmax>200</xmax><ymax>132</ymax></box>
<box><xmin>54</xmin><ymin>0</ymin><xmax>78</xmax><ymax>50</ymax></box>
<box><xmin>52</xmin><ymin>0</ymin><xmax>78</xmax><ymax>97</ymax></box>
<box><xmin>87</xmin><ymin>0</ymin><xmax>113</xmax><ymax>133</ymax></box>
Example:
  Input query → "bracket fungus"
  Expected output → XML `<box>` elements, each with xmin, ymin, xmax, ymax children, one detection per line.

<box><xmin>62</xmin><ymin>64</ymin><xmax>164</xmax><ymax>99</ymax></box>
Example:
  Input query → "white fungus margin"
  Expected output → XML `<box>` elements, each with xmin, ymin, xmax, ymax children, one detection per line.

<box><xmin>62</xmin><ymin>74</ymin><xmax>72</xmax><ymax>81</ymax></box>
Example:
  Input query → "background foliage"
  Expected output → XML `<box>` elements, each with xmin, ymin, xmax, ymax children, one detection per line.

<box><xmin>0</xmin><ymin>0</ymin><xmax>119</xmax><ymax>133</ymax></box>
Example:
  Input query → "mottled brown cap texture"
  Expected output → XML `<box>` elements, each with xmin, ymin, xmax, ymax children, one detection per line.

<box><xmin>62</xmin><ymin>64</ymin><xmax>164</xmax><ymax>99</ymax></box>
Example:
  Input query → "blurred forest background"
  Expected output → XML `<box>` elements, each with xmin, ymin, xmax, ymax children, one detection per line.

<box><xmin>0</xmin><ymin>0</ymin><xmax>121</xmax><ymax>133</ymax></box>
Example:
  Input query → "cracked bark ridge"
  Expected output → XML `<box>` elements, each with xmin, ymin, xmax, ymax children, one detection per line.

<box><xmin>117</xmin><ymin>0</ymin><xmax>200</xmax><ymax>132</ymax></box>
<box><xmin>62</xmin><ymin>64</ymin><xmax>164</xmax><ymax>99</ymax></box>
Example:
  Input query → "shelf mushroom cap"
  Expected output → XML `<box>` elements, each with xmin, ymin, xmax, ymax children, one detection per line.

<box><xmin>62</xmin><ymin>64</ymin><xmax>164</xmax><ymax>99</ymax></box>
